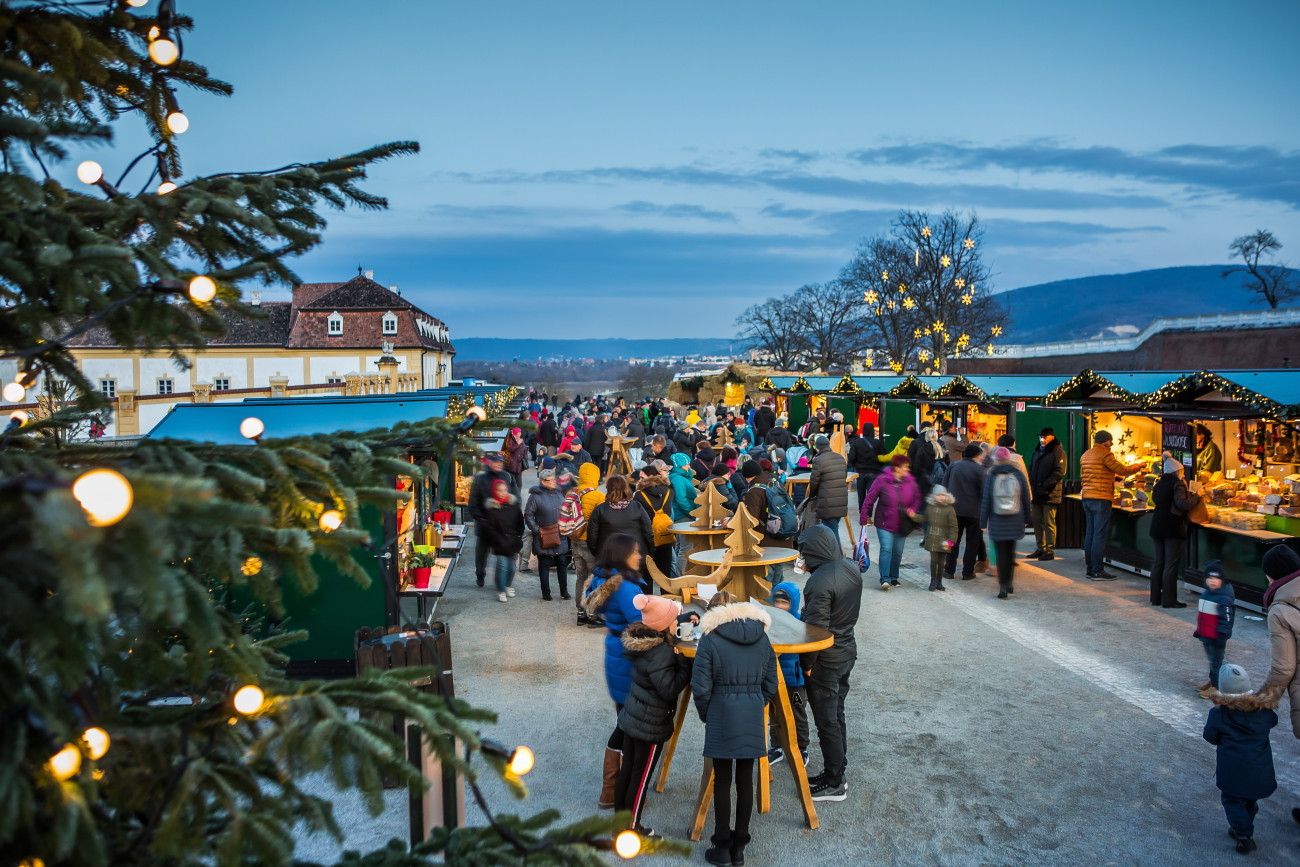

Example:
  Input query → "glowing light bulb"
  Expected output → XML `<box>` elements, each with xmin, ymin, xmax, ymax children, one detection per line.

<box><xmin>319</xmin><ymin>510</ymin><xmax>343</xmax><ymax>532</ymax></box>
<box><xmin>10</xmin><ymin>410</ymin><xmax>30</xmax><ymax>425</ymax></box>
<box><xmin>166</xmin><ymin>111</ymin><xmax>188</xmax><ymax>134</ymax></box>
<box><xmin>147</xmin><ymin>25</ymin><xmax>160</xmax><ymax>39</ymax></box>
<box><xmin>127</xmin><ymin>0</ymin><xmax>148</xmax><ymax>6</ymax></box>
<box><xmin>467</xmin><ymin>406</ymin><xmax>486</xmax><ymax>422</ymax></box>
<box><xmin>77</xmin><ymin>160</ymin><xmax>104</xmax><ymax>184</ymax></box>
<box><xmin>233</xmin><ymin>685</ymin><xmax>265</xmax><ymax>715</ymax></box>
<box><xmin>3</xmin><ymin>381</ymin><xmax>25</xmax><ymax>402</ymax></box>
<box><xmin>509</xmin><ymin>746</ymin><xmax>534</xmax><ymax>776</ymax></box>
<box><xmin>72</xmin><ymin>469</ymin><xmax>133</xmax><ymax>527</ymax></box>
<box><xmin>187</xmin><ymin>275</ymin><xmax>216</xmax><ymax>303</ymax></box>
<box><xmin>83</xmin><ymin>727</ymin><xmax>110</xmax><ymax>760</ymax></box>
<box><xmin>239</xmin><ymin>416</ymin><xmax>264</xmax><ymax>440</ymax></box>
<box><xmin>614</xmin><ymin>830</ymin><xmax>641</xmax><ymax>859</ymax></box>
<box><xmin>157</xmin><ymin>181</ymin><xmax>177</xmax><ymax>194</ymax></box>
<box><xmin>149</xmin><ymin>37</ymin><xmax>178</xmax><ymax>65</ymax></box>
<box><xmin>49</xmin><ymin>744</ymin><xmax>82</xmax><ymax>781</ymax></box>
<box><xmin>241</xmin><ymin>556</ymin><xmax>262</xmax><ymax>576</ymax></box>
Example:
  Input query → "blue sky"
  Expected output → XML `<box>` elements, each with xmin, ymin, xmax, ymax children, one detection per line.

<box><xmin>71</xmin><ymin>0</ymin><xmax>1300</xmax><ymax>338</ymax></box>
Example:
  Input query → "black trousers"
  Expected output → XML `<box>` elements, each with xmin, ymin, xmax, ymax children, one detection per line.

<box><xmin>475</xmin><ymin>527</ymin><xmax>490</xmax><ymax>581</ymax></box>
<box><xmin>855</xmin><ymin>473</ymin><xmax>872</xmax><ymax>509</ymax></box>
<box><xmin>945</xmin><ymin>515</ymin><xmax>983</xmax><ymax>577</ymax></box>
<box><xmin>1150</xmin><ymin>536</ymin><xmax>1183</xmax><ymax>606</ymax></box>
<box><xmin>806</xmin><ymin>656</ymin><xmax>854</xmax><ymax>785</ymax></box>
<box><xmin>711</xmin><ymin>758</ymin><xmax>755</xmax><ymax>846</ymax></box>
<box><xmin>994</xmin><ymin>539</ymin><xmax>1017</xmax><ymax>589</ymax></box>
<box><xmin>538</xmin><ymin>554</ymin><xmax>568</xmax><ymax>598</ymax></box>
<box><xmin>614</xmin><ymin>735</ymin><xmax>663</xmax><ymax>830</ymax></box>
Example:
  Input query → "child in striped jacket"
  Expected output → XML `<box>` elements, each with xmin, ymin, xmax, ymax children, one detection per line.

<box><xmin>1195</xmin><ymin>560</ymin><xmax>1235</xmax><ymax>694</ymax></box>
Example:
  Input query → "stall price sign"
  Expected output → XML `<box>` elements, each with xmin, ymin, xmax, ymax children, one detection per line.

<box><xmin>1162</xmin><ymin>419</ymin><xmax>1193</xmax><ymax>479</ymax></box>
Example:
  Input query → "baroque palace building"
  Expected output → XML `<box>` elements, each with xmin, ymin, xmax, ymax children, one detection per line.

<box><xmin>1</xmin><ymin>270</ymin><xmax>456</xmax><ymax>437</ymax></box>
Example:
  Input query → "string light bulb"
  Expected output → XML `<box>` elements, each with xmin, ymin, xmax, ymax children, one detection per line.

<box><xmin>147</xmin><ymin>25</ymin><xmax>160</xmax><ymax>38</ymax></box>
<box><xmin>166</xmin><ymin>111</ymin><xmax>189</xmax><ymax>134</ymax></box>
<box><xmin>233</xmin><ymin>685</ymin><xmax>265</xmax><ymax>715</ymax></box>
<box><xmin>964</xmin><ymin>237</ymin><xmax>975</xmax><ymax>250</ymax></box>
<box><xmin>83</xmin><ymin>727</ymin><xmax>110</xmax><ymax>760</ymax></box>
<box><xmin>77</xmin><ymin>160</ymin><xmax>104</xmax><ymax>185</ymax></box>
<box><xmin>241</xmin><ymin>556</ymin><xmax>262</xmax><ymax>576</ymax></box>
<box><xmin>239</xmin><ymin>416</ymin><xmax>264</xmax><ymax>440</ymax></box>
<box><xmin>3</xmin><ymin>381</ymin><xmax>24</xmax><ymax>402</ymax></box>
<box><xmin>48</xmin><ymin>744</ymin><xmax>82</xmax><ymax>781</ymax></box>
<box><xmin>72</xmin><ymin>469</ymin><xmax>133</xmax><ymax>527</ymax></box>
<box><xmin>10</xmin><ymin>409</ymin><xmax>29</xmax><ymax>425</ymax></box>
<box><xmin>614</xmin><ymin>830</ymin><xmax>642</xmax><ymax>859</ymax></box>
<box><xmin>319</xmin><ymin>510</ymin><xmax>343</xmax><ymax>532</ymax></box>
<box><xmin>127</xmin><ymin>0</ymin><xmax>148</xmax><ymax>6</ymax></box>
<box><xmin>157</xmin><ymin>181</ymin><xmax>177</xmax><ymax>195</ymax></box>
<box><xmin>187</xmin><ymin>275</ymin><xmax>216</xmax><ymax>303</ymax></box>
<box><xmin>509</xmin><ymin>745</ymin><xmax>535</xmax><ymax>776</ymax></box>
<box><xmin>149</xmin><ymin>37</ymin><xmax>179</xmax><ymax>65</ymax></box>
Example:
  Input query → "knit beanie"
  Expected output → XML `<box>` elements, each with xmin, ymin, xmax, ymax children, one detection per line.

<box><xmin>633</xmin><ymin>594</ymin><xmax>681</xmax><ymax>632</ymax></box>
<box><xmin>772</xmin><ymin>448</ymin><xmax>786</xmax><ymax>463</ymax></box>
<box><xmin>992</xmin><ymin>446</ymin><xmax>1013</xmax><ymax>462</ymax></box>
<box><xmin>1218</xmin><ymin>663</ymin><xmax>1252</xmax><ymax>696</ymax></box>
<box><xmin>741</xmin><ymin>461</ymin><xmax>762</xmax><ymax>479</ymax></box>
<box><xmin>540</xmin><ymin>456</ymin><xmax>557</xmax><ymax>470</ymax></box>
<box><xmin>1204</xmin><ymin>559</ymin><xmax>1226</xmax><ymax>580</ymax></box>
<box><xmin>962</xmin><ymin>443</ymin><xmax>983</xmax><ymax>459</ymax></box>
<box><xmin>1162</xmin><ymin>457</ymin><xmax>1182</xmax><ymax>475</ymax></box>
<box><xmin>758</xmin><ymin>458</ymin><xmax>774</xmax><ymax>472</ymax></box>
<box><xmin>1263</xmin><ymin>545</ymin><xmax>1300</xmax><ymax>581</ymax></box>
<box><xmin>813</xmin><ymin>435</ymin><xmax>830</xmax><ymax>450</ymax></box>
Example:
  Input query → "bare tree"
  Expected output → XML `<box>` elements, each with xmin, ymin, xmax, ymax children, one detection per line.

<box><xmin>620</xmin><ymin>363</ymin><xmax>674</xmax><ymax>398</ymax></box>
<box><xmin>734</xmin><ymin>295</ymin><xmax>808</xmax><ymax>369</ymax></box>
<box><xmin>1225</xmin><ymin>230</ymin><xmax>1299</xmax><ymax>309</ymax></box>
<box><xmin>839</xmin><ymin>236</ymin><xmax>925</xmax><ymax>371</ymax></box>
<box><xmin>786</xmin><ymin>280</ymin><xmax>869</xmax><ymax>373</ymax></box>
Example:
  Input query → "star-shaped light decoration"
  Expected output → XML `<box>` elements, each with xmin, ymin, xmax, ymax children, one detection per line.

<box><xmin>873</xmin><ymin>306</ymin><xmax>883</xmax><ymax>316</ymax></box>
<box><xmin>940</xmin><ymin>254</ymin><xmax>951</xmax><ymax>268</ymax></box>
<box><xmin>961</xmin><ymin>292</ymin><xmax>974</xmax><ymax>305</ymax></box>
<box><xmin>955</xmin><ymin>277</ymin><xmax>966</xmax><ymax>289</ymax></box>
<box><xmin>865</xmin><ymin>290</ymin><xmax>878</xmax><ymax>305</ymax></box>
<box><xmin>903</xmin><ymin>296</ymin><xmax>915</xmax><ymax>309</ymax></box>
<box><xmin>918</xmin><ymin>348</ymin><xmax>931</xmax><ymax>361</ymax></box>
<box><xmin>957</xmin><ymin>333</ymin><xmax>970</xmax><ymax>348</ymax></box>
<box><xmin>964</xmin><ymin>237</ymin><xmax>974</xmax><ymax>250</ymax></box>
<box><xmin>924</xmin><ymin>326</ymin><xmax>932</xmax><ymax>336</ymax></box>
<box><xmin>914</xmin><ymin>328</ymin><xmax>923</xmax><ymax>338</ymax></box>
<box><xmin>933</xmin><ymin>320</ymin><xmax>944</xmax><ymax>331</ymax></box>
<box><xmin>890</xmin><ymin>361</ymin><xmax>903</xmax><ymax>373</ymax></box>
<box><xmin>987</xmin><ymin>343</ymin><xmax>995</xmax><ymax>354</ymax></box>
<box><xmin>886</xmin><ymin>299</ymin><xmax>896</xmax><ymax>311</ymax></box>
<box><xmin>881</xmin><ymin>269</ymin><xmax>889</xmax><ymax>281</ymax></box>
<box><xmin>942</xmin><ymin>331</ymin><xmax>951</xmax><ymax>342</ymax></box>
<box><xmin>922</xmin><ymin>226</ymin><xmax>932</xmax><ymax>237</ymax></box>
<box><xmin>991</xmin><ymin>325</ymin><xmax>1003</xmax><ymax>337</ymax></box>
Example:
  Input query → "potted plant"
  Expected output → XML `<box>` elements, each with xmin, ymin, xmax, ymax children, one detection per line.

<box><xmin>435</xmin><ymin>500</ymin><xmax>455</xmax><ymax>529</ymax></box>
<box><xmin>409</xmin><ymin>551</ymin><xmax>437</xmax><ymax>589</ymax></box>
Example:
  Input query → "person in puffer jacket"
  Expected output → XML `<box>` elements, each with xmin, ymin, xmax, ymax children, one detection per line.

<box><xmin>583</xmin><ymin>533</ymin><xmax>650</xmax><ymax>810</ymax></box>
<box><xmin>1195</xmin><ymin>560</ymin><xmax>1236</xmax><ymax>692</ymax></box>
<box><xmin>614</xmin><ymin>596</ymin><xmax>691</xmax><ymax>835</ymax></box>
<box><xmin>767</xmin><ymin>581</ymin><xmax>809</xmax><ymax>766</ymax></box>
<box><xmin>669</xmin><ymin>453</ymin><xmax>698</xmax><ymax>522</ymax></box>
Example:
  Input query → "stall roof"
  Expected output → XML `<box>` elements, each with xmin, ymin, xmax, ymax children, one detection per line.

<box><xmin>1043</xmin><ymin>370</ymin><xmax>1194</xmax><ymax>408</ymax></box>
<box><xmin>1145</xmin><ymin>370</ymin><xmax>1300</xmax><ymax>420</ymax></box>
<box><xmin>850</xmin><ymin>375</ymin><xmax>906</xmax><ymax>395</ymax></box>
<box><xmin>147</xmin><ymin>395</ymin><xmax>450</xmax><ymax>443</ymax></box>
<box><xmin>956</xmin><ymin>375</ymin><xmax>1077</xmax><ymax>401</ymax></box>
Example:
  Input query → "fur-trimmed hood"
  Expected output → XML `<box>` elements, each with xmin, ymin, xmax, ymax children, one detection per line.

<box><xmin>1204</xmin><ymin>685</ymin><xmax>1283</xmax><ymax>710</ymax></box>
<box><xmin>485</xmin><ymin>492</ymin><xmax>518</xmax><ymax>508</ymax></box>
<box><xmin>620</xmin><ymin>621</ymin><xmax>668</xmax><ymax>655</ymax></box>
<box><xmin>699</xmin><ymin>601</ymin><xmax>771</xmax><ymax>646</ymax></box>
<box><xmin>636</xmin><ymin>474</ymin><xmax>670</xmax><ymax>493</ymax></box>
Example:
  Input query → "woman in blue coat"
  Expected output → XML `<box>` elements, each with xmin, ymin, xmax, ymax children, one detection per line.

<box><xmin>582</xmin><ymin>533</ymin><xmax>648</xmax><ymax>809</ymax></box>
<box><xmin>692</xmin><ymin>600</ymin><xmax>779</xmax><ymax>867</ymax></box>
<box><xmin>669</xmin><ymin>452</ymin><xmax>698</xmax><ymax>521</ymax></box>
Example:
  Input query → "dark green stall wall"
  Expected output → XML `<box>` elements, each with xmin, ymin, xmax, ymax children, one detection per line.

<box><xmin>828</xmin><ymin>396</ymin><xmax>857</xmax><ymax>424</ymax></box>
<box><xmin>879</xmin><ymin>400</ymin><xmax>917</xmax><ymax>452</ymax></box>
<box><xmin>1013</xmin><ymin>407</ymin><xmax>1083</xmax><ymax>479</ymax></box>
<box><xmin>786</xmin><ymin>395</ymin><xmax>809</xmax><ymax>432</ymax></box>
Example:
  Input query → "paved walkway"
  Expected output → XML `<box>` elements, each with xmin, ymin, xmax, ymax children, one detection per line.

<box><xmin>300</xmin><ymin>467</ymin><xmax>1300</xmax><ymax>865</ymax></box>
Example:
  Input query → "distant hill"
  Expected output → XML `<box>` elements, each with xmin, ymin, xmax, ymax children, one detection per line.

<box><xmin>454</xmin><ymin>337</ymin><xmax>736</xmax><ymax>361</ymax></box>
<box><xmin>1000</xmin><ymin>265</ymin><xmax>1297</xmax><ymax>344</ymax></box>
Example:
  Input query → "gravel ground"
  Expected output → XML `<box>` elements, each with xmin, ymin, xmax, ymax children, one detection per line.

<box><xmin>295</xmin><ymin>469</ymin><xmax>1300</xmax><ymax>866</ymax></box>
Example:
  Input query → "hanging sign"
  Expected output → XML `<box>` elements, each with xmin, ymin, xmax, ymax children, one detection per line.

<box><xmin>1015</xmin><ymin>401</ymin><xmax>1026</xmax><ymax>412</ymax></box>
<box><xmin>1162</xmin><ymin>419</ymin><xmax>1193</xmax><ymax>479</ymax></box>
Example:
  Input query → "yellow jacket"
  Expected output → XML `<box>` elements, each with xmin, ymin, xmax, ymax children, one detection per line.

<box><xmin>575</xmin><ymin>462</ymin><xmax>605</xmax><ymax>541</ymax></box>
<box><xmin>880</xmin><ymin>435</ymin><xmax>914</xmax><ymax>463</ymax></box>
<box><xmin>1080</xmin><ymin>443</ymin><xmax>1140</xmax><ymax>501</ymax></box>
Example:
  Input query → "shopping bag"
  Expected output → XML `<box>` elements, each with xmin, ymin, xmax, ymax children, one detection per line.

<box><xmin>1187</xmin><ymin>494</ymin><xmax>1210</xmax><ymax>525</ymax></box>
<box><xmin>853</xmin><ymin>533</ymin><xmax>870</xmax><ymax>574</ymax></box>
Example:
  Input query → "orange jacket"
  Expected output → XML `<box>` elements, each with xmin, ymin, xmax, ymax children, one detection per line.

<box><xmin>1080</xmin><ymin>444</ymin><xmax>1141</xmax><ymax>501</ymax></box>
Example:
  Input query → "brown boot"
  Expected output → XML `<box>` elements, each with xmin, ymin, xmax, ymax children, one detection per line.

<box><xmin>975</xmin><ymin>559</ymin><xmax>989</xmax><ymax>574</ymax></box>
<box><xmin>599</xmin><ymin>747</ymin><xmax>621</xmax><ymax>809</ymax></box>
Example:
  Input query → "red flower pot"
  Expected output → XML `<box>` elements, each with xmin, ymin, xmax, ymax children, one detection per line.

<box><xmin>412</xmin><ymin>567</ymin><xmax>432</xmax><ymax>589</ymax></box>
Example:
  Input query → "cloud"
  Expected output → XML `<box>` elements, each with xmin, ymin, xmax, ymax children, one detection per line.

<box><xmin>613</xmin><ymin>200</ymin><xmax>736</xmax><ymax>222</ymax></box>
<box><xmin>450</xmin><ymin>165</ymin><xmax>1167</xmax><ymax>210</ymax></box>
<box><xmin>849</xmin><ymin>142</ymin><xmax>1300</xmax><ymax>208</ymax></box>
<box><xmin>758</xmin><ymin>148</ymin><xmax>820</xmax><ymax>164</ymax></box>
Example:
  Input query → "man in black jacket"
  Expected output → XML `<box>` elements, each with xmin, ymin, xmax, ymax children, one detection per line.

<box><xmin>753</xmin><ymin>400</ymin><xmax>777</xmax><ymax>442</ymax></box>
<box><xmin>468</xmin><ymin>453</ymin><xmax>518</xmax><ymax>587</ymax></box>
<box><xmin>538</xmin><ymin>412</ymin><xmax>559</xmax><ymax>456</ymax></box>
<box><xmin>845</xmin><ymin>423</ymin><xmax>881</xmax><ymax>507</ymax></box>
<box><xmin>764</xmin><ymin>418</ymin><xmax>793</xmax><ymax>452</ymax></box>
<box><xmin>943</xmin><ymin>443</ymin><xmax>987</xmax><ymax>580</ymax></box>
<box><xmin>644</xmin><ymin>434</ymin><xmax>676</xmax><ymax>465</ymax></box>
<box><xmin>797</xmin><ymin>524</ymin><xmax>863</xmax><ymax>802</ymax></box>
<box><xmin>1028</xmin><ymin>427</ymin><xmax>1067</xmax><ymax>560</ymax></box>
<box><xmin>584</xmin><ymin>413</ymin><xmax>609</xmax><ymax>476</ymax></box>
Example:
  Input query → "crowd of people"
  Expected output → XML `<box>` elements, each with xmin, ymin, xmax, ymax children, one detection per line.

<box><xmin>463</xmin><ymin>388</ymin><xmax>1300</xmax><ymax>859</ymax></box>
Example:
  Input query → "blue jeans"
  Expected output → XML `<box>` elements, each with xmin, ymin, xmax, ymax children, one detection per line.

<box><xmin>876</xmin><ymin>527</ymin><xmax>904</xmax><ymax>583</ymax></box>
<box><xmin>1203</xmin><ymin>641</ymin><xmax>1227</xmax><ymax>687</ymax></box>
<box><xmin>1081</xmin><ymin>498</ymin><xmax>1112</xmax><ymax>575</ymax></box>
<box><xmin>1222</xmin><ymin>793</ymin><xmax>1259</xmax><ymax>837</ymax></box>
<box><xmin>495</xmin><ymin>553</ymin><xmax>516</xmax><ymax>593</ymax></box>
<box><xmin>820</xmin><ymin>519</ymin><xmax>841</xmax><ymax>546</ymax></box>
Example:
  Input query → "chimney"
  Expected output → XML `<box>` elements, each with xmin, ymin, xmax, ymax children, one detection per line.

<box><xmin>364</xmin><ymin>270</ymin><xmax>374</xmax><ymax>280</ymax></box>
<box><xmin>249</xmin><ymin>289</ymin><xmax>262</xmax><ymax>306</ymax></box>
<box><xmin>390</xmin><ymin>284</ymin><xmax>400</xmax><ymax>296</ymax></box>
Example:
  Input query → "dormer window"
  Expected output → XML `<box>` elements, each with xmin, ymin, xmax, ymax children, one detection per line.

<box><xmin>328</xmin><ymin>311</ymin><xmax>343</xmax><ymax>336</ymax></box>
<box><xmin>382</xmin><ymin>311</ymin><xmax>398</xmax><ymax>335</ymax></box>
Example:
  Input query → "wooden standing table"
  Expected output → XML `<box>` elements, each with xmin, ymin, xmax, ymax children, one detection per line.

<box><xmin>658</xmin><ymin>603</ymin><xmax>833</xmax><ymax>840</ymax></box>
<box><xmin>687</xmin><ymin>547</ymin><xmax>798</xmax><ymax>603</ymax></box>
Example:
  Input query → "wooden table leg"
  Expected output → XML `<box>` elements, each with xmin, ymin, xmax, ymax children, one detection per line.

<box><xmin>776</xmin><ymin>677</ymin><xmax>819</xmax><ymax>830</ymax></box>
<box><xmin>656</xmin><ymin>686</ymin><xmax>692</xmax><ymax>793</ymax></box>
<box><xmin>689</xmin><ymin>757</ymin><xmax>714</xmax><ymax>842</ymax></box>
<box><xmin>758</xmin><ymin>705</ymin><xmax>771</xmax><ymax>814</ymax></box>
<box><xmin>842</xmin><ymin>513</ymin><xmax>857</xmax><ymax>547</ymax></box>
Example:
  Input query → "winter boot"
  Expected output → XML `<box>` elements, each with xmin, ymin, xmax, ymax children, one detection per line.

<box><xmin>974</xmin><ymin>558</ymin><xmax>989</xmax><ymax>574</ymax></box>
<box><xmin>730</xmin><ymin>832</ymin><xmax>751</xmax><ymax>866</ymax></box>
<box><xmin>704</xmin><ymin>830</ymin><xmax>733</xmax><ymax>866</ymax></box>
<box><xmin>598</xmin><ymin>748</ymin><xmax>621</xmax><ymax>809</ymax></box>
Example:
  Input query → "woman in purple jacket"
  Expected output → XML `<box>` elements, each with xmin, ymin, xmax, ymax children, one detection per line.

<box><xmin>860</xmin><ymin>454</ymin><xmax>923</xmax><ymax>590</ymax></box>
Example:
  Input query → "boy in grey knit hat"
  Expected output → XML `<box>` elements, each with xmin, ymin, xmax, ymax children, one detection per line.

<box><xmin>1203</xmin><ymin>663</ymin><xmax>1278</xmax><ymax>854</ymax></box>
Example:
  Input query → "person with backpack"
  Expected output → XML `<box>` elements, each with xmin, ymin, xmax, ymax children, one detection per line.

<box><xmin>563</xmin><ymin>462</ymin><xmax>605</xmax><ymax>626</ymax></box>
<box><xmin>806</xmin><ymin>435</ymin><xmax>849</xmax><ymax>544</ymax></box>
<box><xmin>980</xmin><ymin>446</ymin><xmax>1032</xmax><ymax>600</ymax></box>
<box><xmin>635</xmin><ymin>464</ymin><xmax>677</xmax><ymax>580</ymax></box>
<box><xmin>741</xmin><ymin>461</ymin><xmax>798</xmax><ymax>585</ymax></box>
<box><xmin>524</xmin><ymin>468</ymin><xmax>569</xmax><ymax>601</ymax></box>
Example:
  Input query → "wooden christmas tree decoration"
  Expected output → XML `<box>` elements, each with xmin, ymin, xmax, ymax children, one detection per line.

<box><xmin>690</xmin><ymin>481</ymin><xmax>731</xmax><ymax>529</ymax></box>
<box><xmin>713</xmin><ymin>424</ymin><xmax>730</xmax><ymax>451</ymax></box>
<box><xmin>724</xmin><ymin>502</ymin><xmax>766</xmax><ymax>562</ymax></box>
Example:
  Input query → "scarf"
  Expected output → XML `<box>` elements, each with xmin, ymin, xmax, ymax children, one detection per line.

<box><xmin>1263</xmin><ymin>569</ymin><xmax>1300</xmax><ymax>609</ymax></box>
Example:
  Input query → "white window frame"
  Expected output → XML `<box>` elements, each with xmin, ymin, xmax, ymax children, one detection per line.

<box><xmin>99</xmin><ymin>378</ymin><xmax>116</xmax><ymax>399</ymax></box>
<box><xmin>213</xmin><ymin>377</ymin><xmax>231</xmax><ymax>392</ymax></box>
<box><xmin>382</xmin><ymin>311</ymin><xmax>398</xmax><ymax>335</ymax></box>
<box><xmin>328</xmin><ymin>311</ymin><xmax>343</xmax><ymax>336</ymax></box>
<box><xmin>157</xmin><ymin>377</ymin><xmax>174</xmax><ymax>395</ymax></box>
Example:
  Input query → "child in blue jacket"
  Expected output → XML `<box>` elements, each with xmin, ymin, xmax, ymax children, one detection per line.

<box><xmin>1203</xmin><ymin>663</ymin><xmax>1278</xmax><ymax>854</ymax></box>
<box><xmin>767</xmin><ymin>581</ymin><xmax>809</xmax><ymax>766</ymax></box>
<box><xmin>1195</xmin><ymin>560</ymin><xmax>1235</xmax><ymax>692</ymax></box>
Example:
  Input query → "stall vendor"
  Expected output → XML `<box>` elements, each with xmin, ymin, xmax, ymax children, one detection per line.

<box><xmin>1196</xmin><ymin>425</ymin><xmax>1223</xmax><ymax>475</ymax></box>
